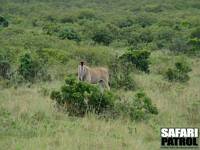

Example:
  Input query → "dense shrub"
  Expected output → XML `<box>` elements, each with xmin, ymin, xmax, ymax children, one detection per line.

<box><xmin>120</xmin><ymin>50</ymin><xmax>151</xmax><ymax>73</ymax></box>
<box><xmin>92</xmin><ymin>28</ymin><xmax>113</xmax><ymax>45</ymax></box>
<box><xmin>109</xmin><ymin>55</ymin><xmax>136</xmax><ymax>90</ymax></box>
<box><xmin>117</xmin><ymin>19</ymin><xmax>133</xmax><ymax>28</ymax></box>
<box><xmin>42</xmin><ymin>23</ymin><xmax>60</xmax><ymax>35</ymax></box>
<box><xmin>58</xmin><ymin>28</ymin><xmax>81</xmax><ymax>42</ymax></box>
<box><xmin>43</xmin><ymin>24</ymin><xmax>81</xmax><ymax>42</ymax></box>
<box><xmin>139</xmin><ymin>29</ymin><xmax>154</xmax><ymax>43</ymax></box>
<box><xmin>60</xmin><ymin>13</ymin><xmax>77</xmax><ymax>23</ymax></box>
<box><xmin>18</xmin><ymin>53</ymin><xmax>50</xmax><ymax>82</ymax></box>
<box><xmin>127</xmin><ymin>32</ymin><xmax>140</xmax><ymax>48</ymax></box>
<box><xmin>135</xmin><ymin>14</ymin><xmax>156</xmax><ymax>28</ymax></box>
<box><xmin>77</xmin><ymin>9</ymin><xmax>97</xmax><ymax>20</ymax></box>
<box><xmin>50</xmin><ymin>76</ymin><xmax>115</xmax><ymax>116</ymax></box>
<box><xmin>165</xmin><ymin>61</ymin><xmax>192</xmax><ymax>82</ymax></box>
<box><xmin>18</xmin><ymin>53</ymin><xmax>39</xmax><ymax>82</ymax></box>
<box><xmin>169</xmin><ymin>38</ymin><xmax>189</xmax><ymax>53</ymax></box>
<box><xmin>154</xmin><ymin>27</ymin><xmax>174</xmax><ymax>48</ymax></box>
<box><xmin>115</xmin><ymin>91</ymin><xmax>158</xmax><ymax>121</ymax></box>
<box><xmin>0</xmin><ymin>16</ymin><xmax>9</xmax><ymax>27</ymax></box>
<box><xmin>188</xmin><ymin>28</ymin><xmax>200</xmax><ymax>52</ymax></box>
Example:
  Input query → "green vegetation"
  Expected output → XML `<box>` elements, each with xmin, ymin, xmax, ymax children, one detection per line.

<box><xmin>165</xmin><ymin>60</ymin><xmax>192</xmax><ymax>82</ymax></box>
<box><xmin>0</xmin><ymin>16</ymin><xmax>9</xmax><ymax>27</ymax></box>
<box><xmin>120</xmin><ymin>50</ymin><xmax>151</xmax><ymax>73</ymax></box>
<box><xmin>115</xmin><ymin>91</ymin><xmax>158</xmax><ymax>121</ymax></box>
<box><xmin>51</xmin><ymin>76</ymin><xmax>115</xmax><ymax>116</ymax></box>
<box><xmin>0</xmin><ymin>0</ymin><xmax>200</xmax><ymax>149</ymax></box>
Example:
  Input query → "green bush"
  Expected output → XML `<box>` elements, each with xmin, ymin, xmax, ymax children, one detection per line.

<box><xmin>18</xmin><ymin>53</ymin><xmax>50</xmax><ymax>82</ymax></box>
<box><xmin>135</xmin><ymin>14</ymin><xmax>156</xmax><ymax>28</ymax></box>
<box><xmin>109</xmin><ymin>55</ymin><xmax>136</xmax><ymax>90</ymax></box>
<box><xmin>115</xmin><ymin>91</ymin><xmax>158</xmax><ymax>121</ymax></box>
<box><xmin>117</xmin><ymin>19</ymin><xmax>133</xmax><ymax>28</ymax></box>
<box><xmin>139</xmin><ymin>29</ymin><xmax>153</xmax><ymax>43</ymax></box>
<box><xmin>119</xmin><ymin>50</ymin><xmax>151</xmax><ymax>73</ymax></box>
<box><xmin>165</xmin><ymin>61</ymin><xmax>192</xmax><ymax>82</ymax></box>
<box><xmin>77</xmin><ymin>9</ymin><xmax>97</xmax><ymax>20</ymax></box>
<box><xmin>58</xmin><ymin>28</ymin><xmax>81</xmax><ymax>42</ymax></box>
<box><xmin>92</xmin><ymin>28</ymin><xmax>113</xmax><ymax>45</ymax></box>
<box><xmin>169</xmin><ymin>38</ymin><xmax>189</xmax><ymax>53</ymax></box>
<box><xmin>0</xmin><ymin>16</ymin><xmax>9</xmax><ymax>27</ymax></box>
<box><xmin>18</xmin><ymin>53</ymin><xmax>39</xmax><ymax>82</ymax></box>
<box><xmin>50</xmin><ymin>76</ymin><xmax>115</xmax><ymax>116</ymax></box>
<box><xmin>191</xmin><ymin>28</ymin><xmax>200</xmax><ymax>39</ymax></box>
<box><xmin>42</xmin><ymin>23</ymin><xmax>60</xmax><ymax>35</ymax></box>
<box><xmin>188</xmin><ymin>28</ymin><xmax>200</xmax><ymax>52</ymax></box>
<box><xmin>60</xmin><ymin>13</ymin><xmax>77</xmax><ymax>23</ymax></box>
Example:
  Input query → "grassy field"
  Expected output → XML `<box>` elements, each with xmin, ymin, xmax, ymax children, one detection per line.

<box><xmin>1</xmin><ymin>0</ymin><xmax>200</xmax><ymax>149</ymax></box>
<box><xmin>0</xmin><ymin>51</ymin><xmax>200</xmax><ymax>150</ymax></box>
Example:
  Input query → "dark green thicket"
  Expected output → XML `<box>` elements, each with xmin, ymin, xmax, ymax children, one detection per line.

<box><xmin>109</xmin><ymin>55</ymin><xmax>136</xmax><ymax>90</ymax></box>
<box><xmin>0</xmin><ymin>16</ymin><xmax>9</xmax><ymax>27</ymax></box>
<box><xmin>18</xmin><ymin>53</ymin><xmax>50</xmax><ymax>82</ymax></box>
<box><xmin>18</xmin><ymin>53</ymin><xmax>39</xmax><ymax>82</ymax></box>
<box><xmin>92</xmin><ymin>28</ymin><xmax>113</xmax><ymax>45</ymax></box>
<box><xmin>58</xmin><ymin>28</ymin><xmax>81</xmax><ymax>42</ymax></box>
<box><xmin>120</xmin><ymin>50</ymin><xmax>151</xmax><ymax>73</ymax></box>
<box><xmin>42</xmin><ymin>24</ymin><xmax>81</xmax><ymax>42</ymax></box>
<box><xmin>50</xmin><ymin>76</ymin><xmax>115</xmax><ymax>116</ymax></box>
<box><xmin>50</xmin><ymin>77</ymin><xmax>158</xmax><ymax>121</ymax></box>
<box><xmin>165</xmin><ymin>61</ymin><xmax>192</xmax><ymax>82</ymax></box>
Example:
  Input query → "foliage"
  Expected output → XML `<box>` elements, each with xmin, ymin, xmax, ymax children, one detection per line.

<box><xmin>165</xmin><ymin>61</ymin><xmax>192</xmax><ymax>82</ymax></box>
<box><xmin>18</xmin><ymin>53</ymin><xmax>39</xmax><ymax>82</ymax></box>
<box><xmin>92</xmin><ymin>27</ymin><xmax>113</xmax><ymax>45</ymax></box>
<box><xmin>115</xmin><ymin>91</ymin><xmax>158</xmax><ymax>121</ymax></box>
<box><xmin>169</xmin><ymin>38</ymin><xmax>189</xmax><ymax>53</ymax></box>
<box><xmin>120</xmin><ymin>50</ymin><xmax>151</xmax><ymax>73</ymax></box>
<box><xmin>117</xmin><ymin>18</ymin><xmax>133</xmax><ymax>28</ymax></box>
<box><xmin>0</xmin><ymin>59</ymin><xmax>11</xmax><ymax>79</ymax></box>
<box><xmin>18</xmin><ymin>53</ymin><xmax>50</xmax><ymax>82</ymax></box>
<box><xmin>58</xmin><ymin>28</ymin><xmax>81</xmax><ymax>42</ymax></box>
<box><xmin>188</xmin><ymin>28</ymin><xmax>200</xmax><ymax>52</ymax></box>
<box><xmin>0</xmin><ymin>16</ymin><xmax>8</xmax><ymax>27</ymax></box>
<box><xmin>42</xmin><ymin>23</ymin><xmax>60</xmax><ymax>35</ymax></box>
<box><xmin>50</xmin><ymin>76</ymin><xmax>115</xmax><ymax>116</ymax></box>
<box><xmin>109</xmin><ymin>55</ymin><xmax>136</xmax><ymax>90</ymax></box>
<box><xmin>42</xmin><ymin>24</ymin><xmax>81</xmax><ymax>42</ymax></box>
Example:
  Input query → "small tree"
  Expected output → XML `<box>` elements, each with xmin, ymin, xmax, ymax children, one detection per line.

<box><xmin>50</xmin><ymin>76</ymin><xmax>115</xmax><ymax>116</ymax></box>
<box><xmin>119</xmin><ymin>50</ymin><xmax>151</xmax><ymax>73</ymax></box>
<box><xmin>18</xmin><ymin>53</ymin><xmax>39</xmax><ymax>82</ymax></box>
<box><xmin>58</xmin><ymin>28</ymin><xmax>81</xmax><ymax>42</ymax></box>
<box><xmin>115</xmin><ymin>91</ymin><xmax>158</xmax><ymax>121</ymax></box>
<box><xmin>0</xmin><ymin>16</ymin><xmax>9</xmax><ymax>27</ymax></box>
<box><xmin>92</xmin><ymin>29</ymin><xmax>113</xmax><ymax>45</ymax></box>
<box><xmin>165</xmin><ymin>61</ymin><xmax>192</xmax><ymax>82</ymax></box>
<box><xmin>109</xmin><ymin>55</ymin><xmax>136</xmax><ymax>90</ymax></box>
<box><xmin>18</xmin><ymin>53</ymin><xmax>50</xmax><ymax>82</ymax></box>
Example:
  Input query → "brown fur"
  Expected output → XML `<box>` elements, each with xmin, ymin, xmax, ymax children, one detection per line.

<box><xmin>78</xmin><ymin>65</ymin><xmax>110</xmax><ymax>90</ymax></box>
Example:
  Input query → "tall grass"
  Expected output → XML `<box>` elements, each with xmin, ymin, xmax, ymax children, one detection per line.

<box><xmin>0</xmin><ymin>51</ymin><xmax>199</xmax><ymax>150</ymax></box>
